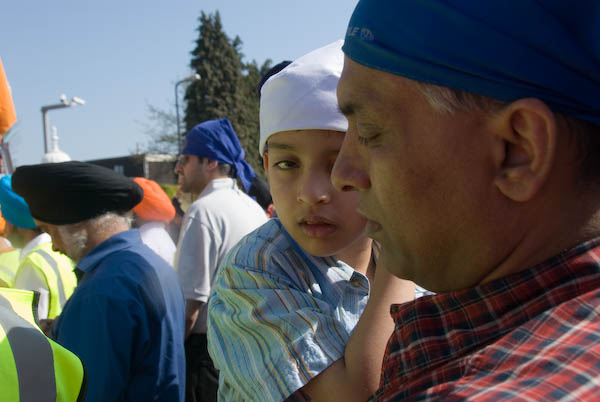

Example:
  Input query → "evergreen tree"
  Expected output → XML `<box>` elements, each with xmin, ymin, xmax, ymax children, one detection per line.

<box><xmin>141</xmin><ymin>11</ymin><xmax>272</xmax><ymax>176</ymax></box>
<box><xmin>185</xmin><ymin>11</ymin><xmax>242</xmax><ymax>130</ymax></box>
<box><xmin>236</xmin><ymin>59</ymin><xmax>272</xmax><ymax>176</ymax></box>
<box><xmin>184</xmin><ymin>11</ymin><xmax>266</xmax><ymax>175</ymax></box>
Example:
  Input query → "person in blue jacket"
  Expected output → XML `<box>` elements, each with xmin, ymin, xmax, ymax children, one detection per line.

<box><xmin>12</xmin><ymin>161</ymin><xmax>186</xmax><ymax>402</ymax></box>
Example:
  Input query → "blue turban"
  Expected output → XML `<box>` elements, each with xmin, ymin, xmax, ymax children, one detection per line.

<box><xmin>343</xmin><ymin>0</ymin><xmax>600</xmax><ymax>125</ymax></box>
<box><xmin>0</xmin><ymin>175</ymin><xmax>36</xmax><ymax>229</ymax></box>
<box><xmin>181</xmin><ymin>118</ymin><xmax>256</xmax><ymax>193</ymax></box>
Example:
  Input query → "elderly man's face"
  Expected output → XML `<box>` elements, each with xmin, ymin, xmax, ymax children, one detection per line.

<box><xmin>332</xmin><ymin>57</ymin><xmax>507</xmax><ymax>292</ymax></box>
<box><xmin>36</xmin><ymin>221</ymin><xmax>88</xmax><ymax>262</ymax></box>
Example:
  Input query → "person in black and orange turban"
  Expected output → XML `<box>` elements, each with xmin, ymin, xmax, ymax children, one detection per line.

<box><xmin>12</xmin><ymin>161</ymin><xmax>186</xmax><ymax>401</ymax></box>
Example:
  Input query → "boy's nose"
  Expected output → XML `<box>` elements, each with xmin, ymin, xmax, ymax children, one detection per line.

<box><xmin>297</xmin><ymin>174</ymin><xmax>331</xmax><ymax>205</ymax></box>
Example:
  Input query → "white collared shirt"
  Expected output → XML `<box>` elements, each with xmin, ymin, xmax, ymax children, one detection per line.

<box><xmin>175</xmin><ymin>178</ymin><xmax>268</xmax><ymax>333</ymax></box>
<box><xmin>139</xmin><ymin>221</ymin><xmax>177</xmax><ymax>267</ymax></box>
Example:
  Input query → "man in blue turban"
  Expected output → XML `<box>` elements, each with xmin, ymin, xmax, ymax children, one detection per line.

<box><xmin>331</xmin><ymin>1</ymin><xmax>600</xmax><ymax>400</ymax></box>
<box><xmin>174</xmin><ymin>118</ymin><xmax>267</xmax><ymax>402</ymax></box>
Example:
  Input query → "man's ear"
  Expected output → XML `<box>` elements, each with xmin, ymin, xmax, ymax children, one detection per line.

<box><xmin>493</xmin><ymin>98</ymin><xmax>557</xmax><ymax>202</ymax></box>
<box><xmin>205</xmin><ymin>159</ymin><xmax>219</xmax><ymax>171</ymax></box>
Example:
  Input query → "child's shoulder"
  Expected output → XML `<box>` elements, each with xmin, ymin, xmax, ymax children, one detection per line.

<box><xmin>225</xmin><ymin>219</ymin><xmax>308</xmax><ymax>274</ymax></box>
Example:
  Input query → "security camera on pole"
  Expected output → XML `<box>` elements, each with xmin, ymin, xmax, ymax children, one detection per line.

<box><xmin>40</xmin><ymin>94</ymin><xmax>85</xmax><ymax>154</ymax></box>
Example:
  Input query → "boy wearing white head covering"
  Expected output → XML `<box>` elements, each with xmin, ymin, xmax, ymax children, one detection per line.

<box><xmin>207</xmin><ymin>41</ymin><xmax>417</xmax><ymax>402</ymax></box>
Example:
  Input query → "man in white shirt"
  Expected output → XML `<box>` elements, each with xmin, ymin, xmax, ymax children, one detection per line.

<box><xmin>174</xmin><ymin>118</ymin><xmax>267</xmax><ymax>402</ymax></box>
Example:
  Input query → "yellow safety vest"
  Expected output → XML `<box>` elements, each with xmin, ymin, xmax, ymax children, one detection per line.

<box><xmin>0</xmin><ymin>288</ymin><xmax>86</xmax><ymax>401</ymax></box>
<box><xmin>18</xmin><ymin>243</ymin><xmax>77</xmax><ymax>319</ymax></box>
<box><xmin>0</xmin><ymin>249</ymin><xmax>20</xmax><ymax>287</ymax></box>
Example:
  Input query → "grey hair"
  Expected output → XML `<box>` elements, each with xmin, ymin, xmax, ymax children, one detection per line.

<box><xmin>58</xmin><ymin>212</ymin><xmax>132</xmax><ymax>262</ymax></box>
<box><xmin>415</xmin><ymin>82</ymin><xmax>600</xmax><ymax>181</ymax></box>
<box><xmin>61</xmin><ymin>212</ymin><xmax>132</xmax><ymax>234</ymax></box>
<box><xmin>57</xmin><ymin>224</ymin><xmax>88</xmax><ymax>262</ymax></box>
<box><xmin>88</xmin><ymin>212</ymin><xmax>133</xmax><ymax>230</ymax></box>
<box><xmin>416</xmin><ymin>82</ymin><xmax>505</xmax><ymax>114</ymax></box>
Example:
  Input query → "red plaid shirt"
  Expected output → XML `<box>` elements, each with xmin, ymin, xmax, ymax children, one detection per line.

<box><xmin>372</xmin><ymin>238</ymin><xmax>600</xmax><ymax>401</ymax></box>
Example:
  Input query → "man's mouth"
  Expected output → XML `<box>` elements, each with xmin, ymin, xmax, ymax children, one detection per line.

<box><xmin>364</xmin><ymin>220</ymin><xmax>383</xmax><ymax>235</ymax></box>
<box><xmin>357</xmin><ymin>208</ymin><xmax>382</xmax><ymax>236</ymax></box>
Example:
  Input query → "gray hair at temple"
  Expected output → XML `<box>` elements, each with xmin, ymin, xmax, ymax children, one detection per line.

<box><xmin>57</xmin><ymin>212</ymin><xmax>132</xmax><ymax>262</ymax></box>
<box><xmin>416</xmin><ymin>82</ymin><xmax>600</xmax><ymax>182</ymax></box>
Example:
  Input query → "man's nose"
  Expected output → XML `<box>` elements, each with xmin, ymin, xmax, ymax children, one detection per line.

<box><xmin>331</xmin><ymin>129</ymin><xmax>370</xmax><ymax>192</ymax></box>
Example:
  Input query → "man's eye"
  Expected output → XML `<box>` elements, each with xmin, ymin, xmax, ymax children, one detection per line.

<box><xmin>357</xmin><ymin>134</ymin><xmax>380</xmax><ymax>145</ymax></box>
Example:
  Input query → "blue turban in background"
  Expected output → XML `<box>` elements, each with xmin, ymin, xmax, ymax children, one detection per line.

<box><xmin>181</xmin><ymin>118</ymin><xmax>257</xmax><ymax>193</ymax></box>
<box><xmin>0</xmin><ymin>175</ymin><xmax>36</xmax><ymax>229</ymax></box>
<box><xmin>343</xmin><ymin>0</ymin><xmax>600</xmax><ymax>125</ymax></box>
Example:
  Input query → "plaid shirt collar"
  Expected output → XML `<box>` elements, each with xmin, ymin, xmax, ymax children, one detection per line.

<box><xmin>382</xmin><ymin>237</ymin><xmax>600</xmax><ymax>388</ymax></box>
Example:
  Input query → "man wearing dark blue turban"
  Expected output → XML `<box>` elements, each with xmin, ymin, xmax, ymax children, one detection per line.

<box><xmin>174</xmin><ymin>118</ymin><xmax>267</xmax><ymax>402</ymax></box>
<box><xmin>331</xmin><ymin>0</ymin><xmax>600</xmax><ymax>400</ymax></box>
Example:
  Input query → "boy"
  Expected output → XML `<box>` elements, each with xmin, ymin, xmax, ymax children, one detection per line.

<box><xmin>207</xmin><ymin>41</ymin><xmax>416</xmax><ymax>402</ymax></box>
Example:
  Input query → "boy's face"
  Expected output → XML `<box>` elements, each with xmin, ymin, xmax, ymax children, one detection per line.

<box><xmin>264</xmin><ymin>129</ymin><xmax>367</xmax><ymax>257</ymax></box>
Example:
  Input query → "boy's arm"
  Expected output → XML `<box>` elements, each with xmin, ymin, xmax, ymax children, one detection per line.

<box><xmin>208</xmin><ymin>243</ymin><xmax>415</xmax><ymax>402</ymax></box>
<box><xmin>298</xmin><ymin>266</ymin><xmax>415</xmax><ymax>401</ymax></box>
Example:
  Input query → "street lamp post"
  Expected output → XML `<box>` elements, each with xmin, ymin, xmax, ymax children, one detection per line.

<box><xmin>174</xmin><ymin>74</ymin><xmax>201</xmax><ymax>154</ymax></box>
<box><xmin>41</xmin><ymin>94</ymin><xmax>85</xmax><ymax>154</ymax></box>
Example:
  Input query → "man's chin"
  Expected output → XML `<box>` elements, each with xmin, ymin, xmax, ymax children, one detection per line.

<box><xmin>379</xmin><ymin>247</ymin><xmax>410</xmax><ymax>280</ymax></box>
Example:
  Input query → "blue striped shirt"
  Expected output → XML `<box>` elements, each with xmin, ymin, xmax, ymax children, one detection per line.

<box><xmin>207</xmin><ymin>219</ymin><xmax>371</xmax><ymax>401</ymax></box>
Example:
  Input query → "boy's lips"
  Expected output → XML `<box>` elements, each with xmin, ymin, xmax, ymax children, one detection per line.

<box><xmin>298</xmin><ymin>215</ymin><xmax>337</xmax><ymax>238</ymax></box>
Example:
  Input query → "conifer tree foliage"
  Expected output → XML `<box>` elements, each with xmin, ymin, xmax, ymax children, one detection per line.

<box><xmin>184</xmin><ymin>11</ymin><xmax>270</xmax><ymax>176</ymax></box>
<box><xmin>235</xmin><ymin>59</ymin><xmax>273</xmax><ymax>176</ymax></box>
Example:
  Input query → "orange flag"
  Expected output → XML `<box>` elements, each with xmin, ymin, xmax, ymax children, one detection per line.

<box><xmin>0</xmin><ymin>58</ymin><xmax>17</xmax><ymax>135</ymax></box>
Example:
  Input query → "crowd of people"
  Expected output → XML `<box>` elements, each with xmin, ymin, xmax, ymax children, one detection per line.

<box><xmin>1</xmin><ymin>0</ymin><xmax>599</xmax><ymax>401</ymax></box>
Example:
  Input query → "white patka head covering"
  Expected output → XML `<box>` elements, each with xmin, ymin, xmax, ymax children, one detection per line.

<box><xmin>259</xmin><ymin>39</ymin><xmax>347</xmax><ymax>154</ymax></box>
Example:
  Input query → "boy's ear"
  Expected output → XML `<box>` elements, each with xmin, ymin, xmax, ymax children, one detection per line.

<box><xmin>262</xmin><ymin>151</ymin><xmax>270</xmax><ymax>179</ymax></box>
<box><xmin>493</xmin><ymin>98</ymin><xmax>557</xmax><ymax>202</ymax></box>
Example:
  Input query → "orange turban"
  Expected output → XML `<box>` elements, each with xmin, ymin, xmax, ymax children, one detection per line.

<box><xmin>132</xmin><ymin>178</ymin><xmax>175</xmax><ymax>223</ymax></box>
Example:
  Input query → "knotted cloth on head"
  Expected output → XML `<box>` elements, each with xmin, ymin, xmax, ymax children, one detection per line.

<box><xmin>181</xmin><ymin>118</ymin><xmax>256</xmax><ymax>193</ymax></box>
<box><xmin>132</xmin><ymin>177</ymin><xmax>175</xmax><ymax>223</ymax></box>
<box><xmin>343</xmin><ymin>0</ymin><xmax>600</xmax><ymax>125</ymax></box>
<box><xmin>0</xmin><ymin>175</ymin><xmax>36</xmax><ymax>229</ymax></box>
<box><xmin>12</xmin><ymin>161</ymin><xmax>143</xmax><ymax>225</ymax></box>
<box><xmin>259</xmin><ymin>40</ymin><xmax>348</xmax><ymax>154</ymax></box>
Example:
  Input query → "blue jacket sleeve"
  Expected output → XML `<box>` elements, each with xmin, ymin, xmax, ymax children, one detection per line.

<box><xmin>54</xmin><ymin>289</ymin><xmax>142</xmax><ymax>402</ymax></box>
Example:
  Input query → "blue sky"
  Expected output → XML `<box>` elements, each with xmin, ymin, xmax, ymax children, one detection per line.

<box><xmin>2</xmin><ymin>0</ymin><xmax>358</xmax><ymax>167</ymax></box>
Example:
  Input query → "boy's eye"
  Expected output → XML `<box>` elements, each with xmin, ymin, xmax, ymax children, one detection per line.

<box><xmin>274</xmin><ymin>160</ymin><xmax>297</xmax><ymax>169</ymax></box>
